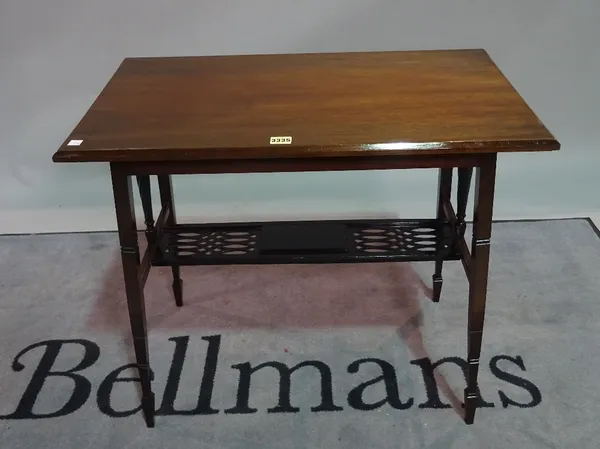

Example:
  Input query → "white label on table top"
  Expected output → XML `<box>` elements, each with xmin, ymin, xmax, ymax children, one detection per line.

<box><xmin>67</xmin><ymin>139</ymin><xmax>83</xmax><ymax>146</ymax></box>
<box><xmin>269</xmin><ymin>136</ymin><xmax>292</xmax><ymax>145</ymax></box>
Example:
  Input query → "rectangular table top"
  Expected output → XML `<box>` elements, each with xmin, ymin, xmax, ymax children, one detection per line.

<box><xmin>52</xmin><ymin>49</ymin><xmax>559</xmax><ymax>163</ymax></box>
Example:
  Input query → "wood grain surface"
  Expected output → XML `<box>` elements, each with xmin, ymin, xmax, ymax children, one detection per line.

<box><xmin>53</xmin><ymin>49</ymin><xmax>559</xmax><ymax>163</ymax></box>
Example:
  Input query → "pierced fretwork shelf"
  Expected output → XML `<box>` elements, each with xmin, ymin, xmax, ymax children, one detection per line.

<box><xmin>153</xmin><ymin>219</ymin><xmax>459</xmax><ymax>266</ymax></box>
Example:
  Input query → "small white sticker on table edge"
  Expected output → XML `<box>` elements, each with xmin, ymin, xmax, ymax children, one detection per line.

<box><xmin>67</xmin><ymin>139</ymin><xmax>83</xmax><ymax>146</ymax></box>
<box><xmin>270</xmin><ymin>136</ymin><xmax>292</xmax><ymax>145</ymax></box>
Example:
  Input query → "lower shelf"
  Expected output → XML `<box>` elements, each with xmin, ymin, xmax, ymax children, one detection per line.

<box><xmin>153</xmin><ymin>218</ymin><xmax>459</xmax><ymax>266</ymax></box>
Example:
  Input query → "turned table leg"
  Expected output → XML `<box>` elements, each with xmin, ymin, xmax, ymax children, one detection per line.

<box><xmin>136</xmin><ymin>175</ymin><xmax>157</xmax><ymax>248</ymax></box>
<box><xmin>464</xmin><ymin>154</ymin><xmax>496</xmax><ymax>424</ymax></box>
<box><xmin>433</xmin><ymin>168</ymin><xmax>453</xmax><ymax>302</ymax></box>
<box><xmin>111</xmin><ymin>164</ymin><xmax>155</xmax><ymax>427</ymax></box>
<box><xmin>158</xmin><ymin>175</ymin><xmax>183</xmax><ymax>307</ymax></box>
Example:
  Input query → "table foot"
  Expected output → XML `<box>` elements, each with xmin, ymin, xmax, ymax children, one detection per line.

<box><xmin>432</xmin><ymin>223</ymin><xmax>452</xmax><ymax>303</ymax></box>
<box><xmin>432</xmin><ymin>272</ymin><xmax>442</xmax><ymax>302</ymax></box>
<box><xmin>142</xmin><ymin>392</ymin><xmax>155</xmax><ymax>428</ymax></box>
<box><xmin>172</xmin><ymin>266</ymin><xmax>183</xmax><ymax>307</ymax></box>
<box><xmin>463</xmin><ymin>388</ymin><xmax>477</xmax><ymax>424</ymax></box>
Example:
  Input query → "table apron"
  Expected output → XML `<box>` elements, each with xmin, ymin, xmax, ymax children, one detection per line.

<box><xmin>113</xmin><ymin>153</ymin><xmax>489</xmax><ymax>176</ymax></box>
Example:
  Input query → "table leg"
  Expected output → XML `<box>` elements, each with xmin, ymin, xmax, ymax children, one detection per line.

<box><xmin>136</xmin><ymin>175</ymin><xmax>156</xmax><ymax>247</ymax></box>
<box><xmin>111</xmin><ymin>165</ymin><xmax>155</xmax><ymax>427</ymax></box>
<box><xmin>456</xmin><ymin>168</ymin><xmax>473</xmax><ymax>240</ymax></box>
<box><xmin>464</xmin><ymin>154</ymin><xmax>496</xmax><ymax>424</ymax></box>
<box><xmin>158</xmin><ymin>175</ymin><xmax>183</xmax><ymax>307</ymax></box>
<box><xmin>433</xmin><ymin>168</ymin><xmax>453</xmax><ymax>302</ymax></box>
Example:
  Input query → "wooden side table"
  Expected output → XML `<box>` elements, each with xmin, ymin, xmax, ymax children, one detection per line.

<box><xmin>52</xmin><ymin>49</ymin><xmax>560</xmax><ymax>426</ymax></box>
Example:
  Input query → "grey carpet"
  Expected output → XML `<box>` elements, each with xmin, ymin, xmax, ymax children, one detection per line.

<box><xmin>1</xmin><ymin>219</ymin><xmax>599</xmax><ymax>448</ymax></box>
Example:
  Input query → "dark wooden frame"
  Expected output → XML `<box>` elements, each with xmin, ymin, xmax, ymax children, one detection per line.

<box><xmin>110</xmin><ymin>152</ymin><xmax>496</xmax><ymax>427</ymax></box>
